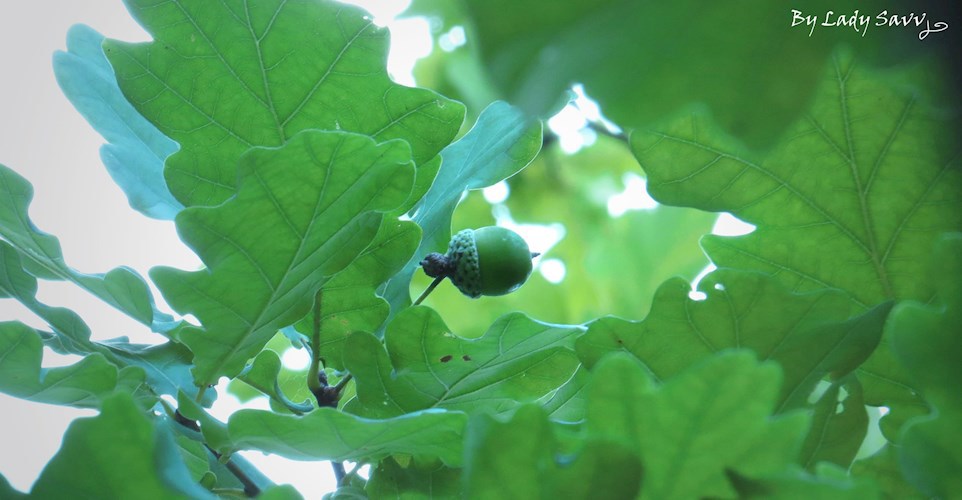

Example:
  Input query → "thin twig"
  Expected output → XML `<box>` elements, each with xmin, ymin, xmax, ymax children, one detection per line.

<box><xmin>221</xmin><ymin>453</ymin><xmax>261</xmax><ymax>497</ymax></box>
<box><xmin>307</xmin><ymin>290</ymin><xmax>324</xmax><ymax>397</ymax></box>
<box><xmin>164</xmin><ymin>404</ymin><xmax>261</xmax><ymax>497</ymax></box>
<box><xmin>333</xmin><ymin>374</ymin><xmax>353</xmax><ymax>393</ymax></box>
<box><xmin>331</xmin><ymin>462</ymin><xmax>347</xmax><ymax>485</ymax></box>
<box><xmin>413</xmin><ymin>276</ymin><xmax>445</xmax><ymax>306</ymax></box>
<box><xmin>306</xmin><ymin>289</ymin><xmax>349</xmax><ymax>487</ymax></box>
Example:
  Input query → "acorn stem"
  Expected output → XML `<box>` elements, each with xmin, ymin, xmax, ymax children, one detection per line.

<box><xmin>420</xmin><ymin>252</ymin><xmax>452</xmax><ymax>278</ymax></box>
<box><xmin>413</xmin><ymin>275</ymin><xmax>445</xmax><ymax>306</ymax></box>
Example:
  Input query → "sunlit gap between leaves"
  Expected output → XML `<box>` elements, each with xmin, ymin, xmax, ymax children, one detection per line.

<box><xmin>509</xmin><ymin>83</ymin><xmax>757</xmax><ymax>298</ymax></box>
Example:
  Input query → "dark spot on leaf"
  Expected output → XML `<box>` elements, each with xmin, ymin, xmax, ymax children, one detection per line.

<box><xmin>440</xmin><ymin>355</ymin><xmax>453</xmax><ymax>363</ymax></box>
<box><xmin>462</xmin><ymin>355</ymin><xmax>471</xmax><ymax>361</ymax></box>
<box><xmin>615</xmin><ymin>338</ymin><xmax>624</xmax><ymax>345</ymax></box>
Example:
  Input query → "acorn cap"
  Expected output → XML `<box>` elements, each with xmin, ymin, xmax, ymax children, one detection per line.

<box><xmin>448</xmin><ymin>229</ymin><xmax>483</xmax><ymax>298</ymax></box>
<box><xmin>447</xmin><ymin>227</ymin><xmax>533</xmax><ymax>298</ymax></box>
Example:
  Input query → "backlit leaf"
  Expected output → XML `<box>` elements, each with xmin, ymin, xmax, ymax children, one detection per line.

<box><xmin>366</xmin><ymin>458</ymin><xmax>460</xmax><ymax>499</ymax></box>
<box><xmin>104</xmin><ymin>339</ymin><xmax>213</xmax><ymax>406</ymax></box>
<box><xmin>104</xmin><ymin>0</ymin><xmax>463</xmax><ymax>207</ymax></box>
<box><xmin>462</xmin><ymin>404</ymin><xmax>642</xmax><ymax>500</ymax></box>
<box><xmin>586</xmin><ymin>352</ymin><xmax>809</xmax><ymax>499</ymax></box>
<box><xmin>889</xmin><ymin>233</ymin><xmax>962</xmax><ymax>498</ymax></box>
<box><xmin>540</xmin><ymin>365</ymin><xmax>588</xmax><ymax>423</ymax></box>
<box><xmin>235</xmin><ymin>349</ymin><xmax>313</xmax><ymax>414</ymax></box>
<box><xmin>800</xmin><ymin>378</ymin><xmax>869</xmax><ymax>471</ymax></box>
<box><xmin>730</xmin><ymin>463</ymin><xmax>880</xmax><ymax>499</ymax></box>
<box><xmin>229</xmin><ymin>407</ymin><xmax>467</xmax><ymax>466</ymax></box>
<box><xmin>0</xmin><ymin>239</ymin><xmax>203</xmax><ymax>403</ymax></box>
<box><xmin>152</xmin><ymin>131</ymin><xmax>414</xmax><ymax>387</ymax></box>
<box><xmin>344</xmin><ymin>307</ymin><xmax>582</xmax><ymax>417</ymax></box>
<box><xmin>578</xmin><ymin>269</ymin><xmax>889</xmax><ymax>412</ymax></box>
<box><xmin>164</xmin><ymin>415</ymin><xmax>281</xmax><ymax>494</ymax></box>
<box><xmin>295</xmin><ymin>217</ymin><xmax>421</xmax><ymax>371</ymax></box>
<box><xmin>0</xmin><ymin>240</ymin><xmax>95</xmax><ymax>350</ymax></box>
<box><xmin>462</xmin><ymin>352</ymin><xmax>810</xmax><ymax>499</ymax></box>
<box><xmin>176</xmin><ymin>391</ymin><xmax>233</xmax><ymax>455</ymax></box>
<box><xmin>0</xmin><ymin>472</ymin><xmax>25</xmax><ymax>498</ymax></box>
<box><xmin>461</xmin><ymin>0</ymin><xmax>914</xmax><ymax>147</ymax></box>
<box><xmin>53</xmin><ymin>24</ymin><xmax>181</xmax><ymax>220</ymax></box>
<box><xmin>0</xmin><ymin>164</ymin><xmax>177</xmax><ymax>334</ymax></box>
<box><xmin>632</xmin><ymin>52</ymin><xmax>961</xmax><ymax>434</ymax></box>
<box><xmin>851</xmin><ymin>446</ymin><xmax>925</xmax><ymax>499</ymax></box>
<box><xmin>632</xmin><ymin>54</ymin><xmax>962</xmax><ymax>308</ymax></box>
<box><xmin>29</xmin><ymin>393</ymin><xmax>212</xmax><ymax>499</ymax></box>
<box><xmin>0</xmin><ymin>321</ymin><xmax>144</xmax><ymax>408</ymax></box>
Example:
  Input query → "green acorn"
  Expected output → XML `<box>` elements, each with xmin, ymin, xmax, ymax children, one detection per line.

<box><xmin>419</xmin><ymin>226</ymin><xmax>538</xmax><ymax>300</ymax></box>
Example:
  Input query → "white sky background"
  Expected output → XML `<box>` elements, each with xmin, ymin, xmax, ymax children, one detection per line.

<box><xmin>0</xmin><ymin>1</ymin><xmax>178</xmax><ymax>493</ymax></box>
<box><xmin>0</xmin><ymin>0</ymin><xmax>754</xmax><ymax>496</ymax></box>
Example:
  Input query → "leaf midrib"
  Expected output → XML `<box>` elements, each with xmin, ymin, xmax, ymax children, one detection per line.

<box><xmin>833</xmin><ymin>56</ymin><xmax>894</xmax><ymax>299</ymax></box>
<box><xmin>196</xmin><ymin>137</ymin><xmax>363</xmax><ymax>385</ymax></box>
